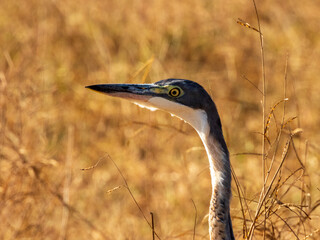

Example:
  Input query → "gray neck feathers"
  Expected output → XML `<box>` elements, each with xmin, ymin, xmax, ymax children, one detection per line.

<box><xmin>198</xmin><ymin>106</ymin><xmax>234</xmax><ymax>240</ymax></box>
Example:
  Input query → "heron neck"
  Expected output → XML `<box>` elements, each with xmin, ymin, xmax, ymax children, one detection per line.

<box><xmin>195</xmin><ymin>118</ymin><xmax>234</xmax><ymax>240</ymax></box>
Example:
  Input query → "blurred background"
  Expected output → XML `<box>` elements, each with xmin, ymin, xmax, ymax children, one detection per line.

<box><xmin>0</xmin><ymin>0</ymin><xmax>319</xmax><ymax>239</ymax></box>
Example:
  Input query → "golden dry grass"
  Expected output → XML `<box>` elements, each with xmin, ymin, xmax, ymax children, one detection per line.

<box><xmin>0</xmin><ymin>0</ymin><xmax>319</xmax><ymax>239</ymax></box>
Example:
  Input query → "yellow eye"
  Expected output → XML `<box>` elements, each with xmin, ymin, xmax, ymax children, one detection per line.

<box><xmin>169</xmin><ymin>88</ymin><xmax>181</xmax><ymax>97</ymax></box>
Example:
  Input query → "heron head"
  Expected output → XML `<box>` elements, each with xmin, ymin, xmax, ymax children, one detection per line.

<box><xmin>86</xmin><ymin>79</ymin><xmax>217</xmax><ymax>134</ymax></box>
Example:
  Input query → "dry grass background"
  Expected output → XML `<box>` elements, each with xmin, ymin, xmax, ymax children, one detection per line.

<box><xmin>0</xmin><ymin>0</ymin><xmax>319</xmax><ymax>239</ymax></box>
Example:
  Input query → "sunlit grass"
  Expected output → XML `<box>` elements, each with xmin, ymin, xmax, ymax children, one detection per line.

<box><xmin>0</xmin><ymin>0</ymin><xmax>319</xmax><ymax>239</ymax></box>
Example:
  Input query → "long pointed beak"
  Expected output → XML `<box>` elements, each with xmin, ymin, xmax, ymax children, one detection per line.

<box><xmin>85</xmin><ymin>83</ymin><xmax>161</xmax><ymax>102</ymax></box>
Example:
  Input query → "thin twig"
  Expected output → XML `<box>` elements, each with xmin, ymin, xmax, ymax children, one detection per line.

<box><xmin>38</xmin><ymin>176</ymin><xmax>110</xmax><ymax>240</ymax></box>
<box><xmin>237</xmin><ymin>18</ymin><xmax>262</xmax><ymax>34</ymax></box>
<box><xmin>191</xmin><ymin>199</ymin><xmax>197</xmax><ymax>240</ymax></box>
<box><xmin>128</xmin><ymin>56</ymin><xmax>154</xmax><ymax>83</ymax></box>
<box><xmin>250</xmin><ymin>124</ymin><xmax>283</xmax><ymax>238</ymax></box>
<box><xmin>282</xmin><ymin>53</ymin><xmax>289</xmax><ymax>126</ymax></box>
<box><xmin>248</xmin><ymin>136</ymin><xmax>291</xmax><ymax>238</ymax></box>
<box><xmin>80</xmin><ymin>154</ymin><xmax>105</xmax><ymax>170</ymax></box>
<box><xmin>231</xmin><ymin>164</ymin><xmax>251</xmax><ymax>238</ymax></box>
<box><xmin>301</xmin><ymin>140</ymin><xmax>308</xmax><ymax>206</ymax></box>
<box><xmin>264</xmin><ymin>98</ymin><xmax>289</xmax><ymax>138</ymax></box>
<box><xmin>150</xmin><ymin>212</ymin><xmax>155</xmax><ymax>240</ymax></box>
<box><xmin>273</xmin><ymin>212</ymin><xmax>300</xmax><ymax>240</ymax></box>
<box><xmin>241</xmin><ymin>75</ymin><xmax>263</xmax><ymax>95</ymax></box>
<box><xmin>232</xmin><ymin>152</ymin><xmax>263</xmax><ymax>156</ymax></box>
<box><xmin>59</xmin><ymin>126</ymin><xmax>74</xmax><ymax>240</ymax></box>
<box><xmin>251</xmin><ymin>0</ymin><xmax>267</xmax><ymax>238</ymax></box>
<box><xmin>107</xmin><ymin>154</ymin><xmax>162</xmax><ymax>240</ymax></box>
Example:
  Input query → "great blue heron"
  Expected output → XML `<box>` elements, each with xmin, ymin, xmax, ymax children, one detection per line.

<box><xmin>86</xmin><ymin>78</ymin><xmax>235</xmax><ymax>240</ymax></box>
